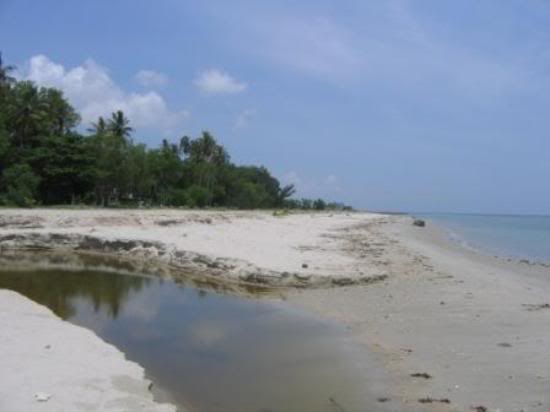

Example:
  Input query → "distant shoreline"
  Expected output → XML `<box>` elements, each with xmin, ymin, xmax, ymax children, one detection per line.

<box><xmin>419</xmin><ymin>213</ymin><xmax>550</xmax><ymax>266</ymax></box>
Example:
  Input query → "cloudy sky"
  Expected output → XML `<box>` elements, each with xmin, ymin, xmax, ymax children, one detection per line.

<box><xmin>2</xmin><ymin>0</ymin><xmax>549</xmax><ymax>214</ymax></box>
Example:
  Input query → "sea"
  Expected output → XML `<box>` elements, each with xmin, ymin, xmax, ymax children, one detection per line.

<box><xmin>417</xmin><ymin>213</ymin><xmax>550</xmax><ymax>264</ymax></box>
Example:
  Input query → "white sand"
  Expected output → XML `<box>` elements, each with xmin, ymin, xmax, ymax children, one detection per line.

<box><xmin>0</xmin><ymin>289</ymin><xmax>176</xmax><ymax>412</ymax></box>
<box><xmin>0</xmin><ymin>209</ymin><xmax>388</xmax><ymax>286</ymax></box>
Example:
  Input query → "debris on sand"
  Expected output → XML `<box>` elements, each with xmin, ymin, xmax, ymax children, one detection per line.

<box><xmin>33</xmin><ymin>392</ymin><xmax>51</xmax><ymax>402</ymax></box>
<box><xmin>413</xmin><ymin>219</ymin><xmax>426</xmax><ymax>227</ymax></box>
<box><xmin>471</xmin><ymin>406</ymin><xmax>487</xmax><ymax>412</ymax></box>
<box><xmin>522</xmin><ymin>303</ymin><xmax>550</xmax><ymax>311</ymax></box>
<box><xmin>418</xmin><ymin>397</ymin><xmax>450</xmax><ymax>404</ymax></box>
<box><xmin>410</xmin><ymin>372</ymin><xmax>432</xmax><ymax>379</ymax></box>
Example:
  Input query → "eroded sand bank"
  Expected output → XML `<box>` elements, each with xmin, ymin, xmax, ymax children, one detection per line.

<box><xmin>0</xmin><ymin>289</ymin><xmax>177</xmax><ymax>412</ymax></box>
<box><xmin>1</xmin><ymin>208</ymin><xmax>549</xmax><ymax>412</ymax></box>
<box><xmin>0</xmin><ymin>209</ymin><xmax>394</xmax><ymax>287</ymax></box>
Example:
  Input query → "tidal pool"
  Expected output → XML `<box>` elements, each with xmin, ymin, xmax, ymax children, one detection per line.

<box><xmin>0</xmin><ymin>269</ymin><xmax>381</xmax><ymax>412</ymax></box>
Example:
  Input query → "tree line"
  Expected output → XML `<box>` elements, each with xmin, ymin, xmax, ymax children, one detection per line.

<box><xmin>0</xmin><ymin>54</ymin><xmax>351</xmax><ymax>210</ymax></box>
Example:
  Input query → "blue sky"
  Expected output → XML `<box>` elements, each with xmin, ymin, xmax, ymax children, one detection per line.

<box><xmin>1</xmin><ymin>0</ymin><xmax>549</xmax><ymax>214</ymax></box>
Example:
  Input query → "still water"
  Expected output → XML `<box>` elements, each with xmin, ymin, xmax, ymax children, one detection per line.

<box><xmin>0</xmin><ymin>269</ymin><xmax>378</xmax><ymax>412</ymax></box>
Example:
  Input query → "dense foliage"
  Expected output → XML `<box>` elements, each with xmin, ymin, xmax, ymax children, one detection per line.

<box><xmin>0</xmin><ymin>55</ymin><xmax>350</xmax><ymax>210</ymax></box>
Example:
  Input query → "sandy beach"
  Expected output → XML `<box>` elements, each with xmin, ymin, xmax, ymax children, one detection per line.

<box><xmin>288</xmin><ymin>215</ymin><xmax>550</xmax><ymax>412</ymax></box>
<box><xmin>1</xmin><ymin>208</ymin><xmax>549</xmax><ymax>411</ymax></box>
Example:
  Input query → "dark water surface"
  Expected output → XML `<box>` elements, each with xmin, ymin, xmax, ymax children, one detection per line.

<box><xmin>0</xmin><ymin>269</ymin><xmax>378</xmax><ymax>412</ymax></box>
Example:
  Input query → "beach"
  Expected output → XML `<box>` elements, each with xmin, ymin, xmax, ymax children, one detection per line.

<box><xmin>289</xmin><ymin>215</ymin><xmax>550</xmax><ymax>411</ymax></box>
<box><xmin>1</xmin><ymin>208</ymin><xmax>549</xmax><ymax>411</ymax></box>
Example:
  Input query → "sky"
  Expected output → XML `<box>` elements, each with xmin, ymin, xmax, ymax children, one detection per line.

<box><xmin>1</xmin><ymin>0</ymin><xmax>549</xmax><ymax>214</ymax></box>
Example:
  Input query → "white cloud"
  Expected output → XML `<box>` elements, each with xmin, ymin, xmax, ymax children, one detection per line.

<box><xmin>194</xmin><ymin>69</ymin><xmax>247</xmax><ymax>94</ymax></box>
<box><xmin>23</xmin><ymin>55</ymin><xmax>188</xmax><ymax>133</ymax></box>
<box><xmin>135</xmin><ymin>69</ymin><xmax>168</xmax><ymax>87</ymax></box>
<box><xmin>234</xmin><ymin>109</ymin><xmax>256</xmax><ymax>129</ymax></box>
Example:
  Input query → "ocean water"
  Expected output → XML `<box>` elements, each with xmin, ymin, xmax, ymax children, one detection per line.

<box><xmin>418</xmin><ymin>213</ymin><xmax>550</xmax><ymax>263</ymax></box>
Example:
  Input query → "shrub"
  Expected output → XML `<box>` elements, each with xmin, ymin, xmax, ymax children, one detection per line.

<box><xmin>313</xmin><ymin>198</ymin><xmax>326</xmax><ymax>210</ymax></box>
<box><xmin>185</xmin><ymin>185</ymin><xmax>212</xmax><ymax>208</ymax></box>
<box><xmin>2</xmin><ymin>164</ymin><xmax>41</xmax><ymax>207</ymax></box>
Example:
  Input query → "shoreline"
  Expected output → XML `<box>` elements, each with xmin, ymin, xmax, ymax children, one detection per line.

<box><xmin>1</xmin><ymin>208</ymin><xmax>549</xmax><ymax>411</ymax></box>
<box><xmin>415</xmin><ymin>213</ymin><xmax>550</xmax><ymax>267</ymax></box>
<box><xmin>288</xmin><ymin>215</ymin><xmax>550</xmax><ymax>411</ymax></box>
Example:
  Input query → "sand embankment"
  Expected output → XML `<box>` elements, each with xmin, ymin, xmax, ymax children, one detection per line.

<box><xmin>0</xmin><ymin>289</ymin><xmax>177</xmax><ymax>412</ymax></box>
<box><xmin>0</xmin><ymin>209</ymin><xmax>394</xmax><ymax>287</ymax></box>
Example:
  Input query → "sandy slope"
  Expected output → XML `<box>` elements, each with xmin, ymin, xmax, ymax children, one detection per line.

<box><xmin>0</xmin><ymin>289</ymin><xmax>177</xmax><ymax>412</ymax></box>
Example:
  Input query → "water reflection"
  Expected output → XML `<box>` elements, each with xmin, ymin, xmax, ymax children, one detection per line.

<box><xmin>0</xmin><ymin>270</ymin><xmax>148</xmax><ymax>319</ymax></box>
<box><xmin>0</xmin><ymin>250</ymin><xmax>274</xmax><ymax>296</ymax></box>
<box><xmin>0</xmin><ymin>269</ymin><xmax>381</xmax><ymax>412</ymax></box>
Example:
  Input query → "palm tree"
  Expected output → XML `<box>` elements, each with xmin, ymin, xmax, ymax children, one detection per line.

<box><xmin>0</xmin><ymin>52</ymin><xmax>16</xmax><ymax>88</ymax></box>
<box><xmin>42</xmin><ymin>88</ymin><xmax>80</xmax><ymax>135</ymax></box>
<box><xmin>108</xmin><ymin>110</ymin><xmax>133</xmax><ymax>141</ymax></box>
<box><xmin>181</xmin><ymin>131</ymin><xmax>228</xmax><ymax>165</ymax></box>
<box><xmin>278</xmin><ymin>184</ymin><xmax>296</xmax><ymax>205</ymax></box>
<box><xmin>11</xmin><ymin>81</ymin><xmax>48</xmax><ymax>148</ymax></box>
<box><xmin>180</xmin><ymin>132</ymin><xmax>229</xmax><ymax>201</ymax></box>
<box><xmin>87</xmin><ymin>116</ymin><xmax>107</xmax><ymax>135</ymax></box>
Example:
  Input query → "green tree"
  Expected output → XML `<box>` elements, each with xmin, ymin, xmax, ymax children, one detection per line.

<box><xmin>300</xmin><ymin>199</ymin><xmax>313</xmax><ymax>209</ymax></box>
<box><xmin>185</xmin><ymin>185</ymin><xmax>212</xmax><ymax>208</ymax></box>
<box><xmin>108</xmin><ymin>110</ymin><xmax>133</xmax><ymax>142</ymax></box>
<box><xmin>0</xmin><ymin>56</ymin><xmax>348</xmax><ymax>210</ymax></box>
<box><xmin>0</xmin><ymin>53</ymin><xmax>15</xmax><ymax>86</ymax></box>
<box><xmin>28</xmin><ymin>133</ymin><xmax>94</xmax><ymax>204</ymax></box>
<box><xmin>8</xmin><ymin>81</ymin><xmax>48</xmax><ymax>148</ymax></box>
<box><xmin>41</xmin><ymin>88</ymin><xmax>80</xmax><ymax>135</ymax></box>
<box><xmin>181</xmin><ymin>131</ymin><xmax>229</xmax><ymax>165</ymax></box>
<box><xmin>87</xmin><ymin>116</ymin><xmax>108</xmax><ymax>135</ymax></box>
<box><xmin>88</xmin><ymin>112</ymin><xmax>134</xmax><ymax>205</ymax></box>
<box><xmin>180</xmin><ymin>132</ymin><xmax>229</xmax><ymax>205</ymax></box>
<box><xmin>1</xmin><ymin>163</ymin><xmax>40</xmax><ymax>207</ymax></box>
<box><xmin>313</xmin><ymin>198</ymin><xmax>326</xmax><ymax>210</ymax></box>
<box><xmin>0</xmin><ymin>52</ymin><xmax>16</xmax><ymax>107</ymax></box>
<box><xmin>147</xmin><ymin>141</ymin><xmax>184</xmax><ymax>205</ymax></box>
